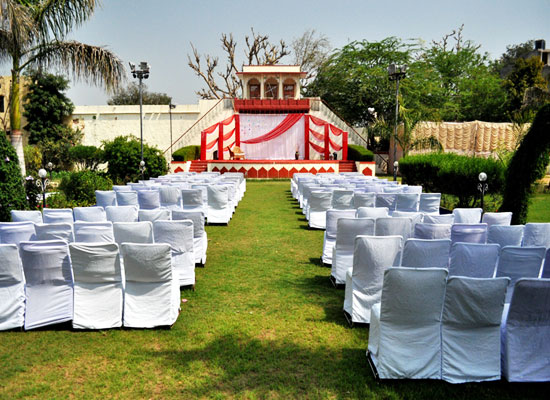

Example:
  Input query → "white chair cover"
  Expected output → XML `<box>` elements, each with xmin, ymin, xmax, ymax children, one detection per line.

<box><xmin>138</xmin><ymin>209</ymin><xmax>171</xmax><ymax>222</ymax></box>
<box><xmin>392</xmin><ymin>211</ymin><xmax>423</xmax><ymax>228</ymax></box>
<box><xmin>353</xmin><ymin>192</ymin><xmax>376</xmax><ymax>208</ymax></box>
<box><xmin>115</xmin><ymin>190</ymin><xmax>138</xmax><ymax>206</ymax></box>
<box><xmin>113</xmin><ymin>222</ymin><xmax>153</xmax><ymax>244</ymax></box>
<box><xmin>19</xmin><ymin>240</ymin><xmax>73</xmax><ymax>330</ymax></box>
<box><xmin>106</xmin><ymin>206</ymin><xmax>139</xmax><ymax>223</ymax></box>
<box><xmin>10</xmin><ymin>210</ymin><xmax>42</xmax><ymax>223</ymax></box>
<box><xmin>308</xmin><ymin>191</ymin><xmax>333</xmax><ymax>229</ymax></box>
<box><xmin>487</xmin><ymin>225</ymin><xmax>524</xmax><ymax>248</ymax></box>
<box><xmin>495</xmin><ymin>246</ymin><xmax>546</xmax><ymax>302</ymax></box>
<box><xmin>343</xmin><ymin>235</ymin><xmax>402</xmax><ymax>323</ymax></box>
<box><xmin>120</xmin><ymin>243</ymin><xmax>180</xmax><ymax>328</ymax></box>
<box><xmin>207</xmin><ymin>185</ymin><xmax>231</xmax><ymax>224</ymax></box>
<box><xmin>153</xmin><ymin>220</ymin><xmax>195</xmax><ymax>286</ymax></box>
<box><xmin>414</xmin><ymin>223</ymin><xmax>451</xmax><ymax>240</ymax></box>
<box><xmin>0</xmin><ymin>244</ymin><xmax>25</xmax><ymax>330</ymax></box>
<box><xmin>74</xmin><ymin>221</ymin><xmax>114</xmax><ymax>243</ymax></box>
<box><xmin>422</xmin><ymin>214</ymin><xmax>454</xmax><ymax>224</ymax></box>
<box><xmin>35</xmin><ymin>223</ymin><xmax>74</xmax><ymax>243</ymax></box>
<box><xmin>452</xmin><ymin>208</ymin><xmax>483</xmax><ymax>224</ymax></box>
<box><xmin>375</xmin><ymin>217</ymin><xmax>413</xmax><ymax>243</ymax></box>
<box><xmin>404</xmin><ymin>185</ymin><xmax>422</xmax><ymax>194</ymax></box>
<box><xmin>42</xmin><ymin>208</ymin><xmax>74</xmax><ymax>224</ymax></box>
<box><xmin>73</xmin><ymin>207</ymin><xmax>107</xmax><ymax>222</ymax></box>
<box><xmin>450</xmin><ymin>223</ymin><xmax>488</xmax><ymax>245</ymax></box>
<box><xmin>0</xmin><ymin>222</ymin><xmax>36</xmax><ymax>245</ymax></box>
<box><xmin>331</xmin><ymin>190</ymin><xmax>354</xmax><ymax>210</ymax></box>
<box><xmin>401</xmin><ymin>238</ymin><xmax>451</xmax><ymax>268</ymax></box>
<box><xmin>542</xmin><ymin>248</ymin><xmax>550</xmax><ymax>278</ymax></box>
<box><xmin>441</xmin><ymin>276</ymin><xmax>509</xmax><ymax>383</ymax></box>
<box><xmin>159</xmin><ymin>186</ymin><xmax>182</xmax><ymax>210</ymax></box>
<box><xmin>395</xmin><ymin>193</ymin><xmax>420</xmax><ymax>212</ymax></box>
<box><xmin>522</xmin><ymin>223</ymin><xmax>550</xmax><ymax>248</ymax></box>
<box><xmin>112</xmin><ymin>185</ymin><xmax>132</xmax><ymax>192</ymax></box>
<box><xmin>355</xmin><ymin>207</ymin><xmax>388</xmax><ymax>219</ymax></box>
<box><xmin>191</xmin><ymin>184</ymin><xmax>209</xmax><ymax>204</ymax></box>
<box><xmin>449</xmin><ymin>242</ymin><xmax>500</xmax><ymax>278</ymax></box>
<box><xmin>331</xmin><ymin>218</ymin><xmax>376</xmax><ymax>284</ymax></box>
<box><xmin>137</xmin><ymin>190</ymin><xmax>161</xmax><ymax>210</ymax></box>
<box><xmin>368</xmin><ymin>267</ymin><xmax>448</xmax><ymax>379</ymax></box>
<box><xmin>419</xmin><ymin>193</ymin><xmax>441</xmax><ymax>214</ymax></box>
<box><xmin>69</xmin><ymin>242</ymin><xmax>123</xmax><ymax>329</ymax></box>
<box><xmin>322</xmin><ymin>209</ymin><xmax>356</xmax><ymax>264</ymax></box>
<box><xmin>375</xmin><ymin>193</ymin><xmax>396</xmax><ymax>212</ymax></box>
<box><xmin>501</xmin><ymin>278</ymin><xmax>550</xmax><ymax>382</ymax></box>
<box><xmin>181</xmin><ymin>189</ymin><xmax>205</xmax><ymax>214</ymax></box>
<box><xmin>95</xmin><ymin>190</ymin><xmax>117</xmax><ymax>208</ymax></box>
<box><xmin>482</xmin><ymin>212</ymin><xmax>512</xmax><ymax>227</ymax></box>
<box><xmin>171</xmin><ymin>211</ymin><xmax>207</xmax><ymax>264</ymax></box>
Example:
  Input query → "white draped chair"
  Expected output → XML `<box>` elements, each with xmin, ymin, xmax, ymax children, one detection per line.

<box><xmin>159</xmin><ymin>186</ymin><xmax>182</xmax><ymax>210</ymax></box>
<box><xmin>331</xmin><ymin>218</ymin><xmax>376</xmax><ymax>284</ymax></box>
<box><xmin>353</xmin><ymin>192</ymin><xmax>376</xmax><ymax>208</ymax></box>
<box><xmin>0</xmin><ymin>244</ymin><xmax>25</xmax><ymax>330</ymax></box>
<box><xmin>391</xmin><ymin>211</ymin><xmax>423</xmax><ymax>231</ymax></box>
<box><xmin>10</xmin><ymin>210</ymin><xmax>42</xmax><ymax>223</ymax></box>
<box><xmin>171</xmin><ymin>211</ymin><xmax>207</xmax><ymax>264</ymax></box>
<box><xmin>138</xmin><ymin>209</ymin><xmax>171</xmax><ymax>222</ymax></box>
<box><xmin>307</xmin><ymin>191</ymin><xmax>333</xmax><ymax>229</ymax></box>
<box><xmin>95</xmin><ymin>190</ymin><xmax>117</xmax><ymax>208</ymax></box>
<box><xmin>422</xmin><ymin>213</ymin><xmax>454</xmax><ymax>224</ymax></box>
<box><xmin>153</xmin><ymin>220</ymin><xmax>195</xmax><ymax>286</ymax></box>
<box><xmin>449</xmin><ymin>242</ymin><xmax>500</xmax><ymax>278</ymax></box>
<box><xmin>367</xmin><ymin>267</ymin><xmax>448</xmax><ymax>379</ymax></box>
<box><xmin>137</xmin><ymin>190</ymin><xmax>161</xmax><ymax>210</ymax></box>
<box><xmin>404</xmin><ymin>185</ymin><xmax>422</xmax><ymax>194</ymax></box>
<box><xmin>501</xmin><ymin>278</ymin><xmax>550</xmax><ymax>382</ymax></box>
<box><xmin>74</xmin><ymin>221</ymin><xmax>114</xmax><ymax>243</ymax></box>
<box><xmin>69</xmin><ymin>242</ymin><xmax>123</xmax><ymax>329</ymax></box>
<box><xmin>450</xmin><ymin>223</ymin><xmax>488</xmax><ymax>245</ymax></box>
<box><xmin>441</xmin><ymin>276</ymin><xmax>509</xmax><ymax>383</ymax></box>
<box><xmin>401</xmin><ymin>239</ymin><xmax>451</xmax><ymax>268</ymax></box>
<box><xmin>207</xmin><ymin>185</ymin><xmax>231</xmax><ymax>224</ymax></box>
<box><xmin>331</xmin><ymin>189</ymin><xmax>354</xmax><ymax>210</ymax></box>
<box><xmin>181</xmin><ymin>189</ymin><xmax>206</xmax><ymax>216</ymax></box>
<box><xmin>113</xmin><ymin>222</ymin><xmax>153</xmax><ymax>244</ymax></box>
<box><xmin>452</xmin><ymin>208</ymin><xmax>483</xmax><ymax>224</ymax></box>
<box><xmin>112</xmin><ymin>185</ymin><xmax>132</xmax><ymax>192</ymax></box>
<box><xmin>120</xmin><ymin>243</ymin><xmax>180</xmax><ymax>328</ymax></box>
<box><xmin>522</xmin><ymin>222</ymin><xmax>550</xmax><ymax>248</ymax></box>
<box><xmin>495</xmin><ymin>246</ymin><xmax>546</xmax><ymax>303</ymax></box>
<box><xmin>73</xmin><ymin>207</ymin><xmax>107</xmax><ymax>222</ymax></box>
<box><xmin>482</xmin><ymin>212</ymin><xmax>512</xmax><ymax>227</ymax></box>
<box><xmin>19</xmin><ymin>240</ymin><xmax>73</xmax><ymax>330</ymax></box>
<box><xmin>115</xmin><ymin>190</ymin><xmax>138</xmax><ymax>206</ymax></box>
<box><xmin>487</xmin><ymin>225</ymin><xmax>524</xmax><ymax>248</ymax></box>
<box><xmin>375</xmin><ymin>193</ymin><xmax>396</xmax><ymax>213</ymax></box>
<box><xmin>355</xmin><ymin>207</ymin><xmax>388</xmax><ymax>219</ymax></box>
<box><xmin>322</xmin><ymin>209</ymin><xmax>356</xmax><ymax>265</ymax></box>
<box><xmin>35</xmin><ymin>223</ymin><xmax>74</xmax><ymax>243</ymax></box>
<box><xmin>395</xmin><ymin>193</ymin><xmax>420</xmax><ymax>212</ymax></box>
<box><xmin>0</xmin><ymin>222</ymin><xmax>36</xmax><ymax>245</ymax></box>
<box><xmin>419</xmin><ymin>193</ymin><xmax>441</xmax><ymax>214</ymax></box>
<box><xmin>343</xmin><ymin>235</ymin><xmax>402</xmax><ymax>324</ymax></box>
<box><xmin>42</xmin><ymin>208</ymin><xmax>74</xmax><ymax>224</ymax></box>
<box><xmin>414</xmin><ymin>223</ymin><xmax>451</xmax><ymax>240</ymax></box>
<box><xmin>106</xmin><ymin>206</ymin><xmax>139</xmax><ymax>223</ymax></box>
<box><xmin>375</xmin><ymin>217</ymin><xmax>413</xmax><ymax>243</ymax></box>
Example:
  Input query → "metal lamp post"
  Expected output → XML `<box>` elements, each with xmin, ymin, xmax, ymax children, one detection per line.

<box><xmin>129</xmin><ymin>61</ymin><xmax>150</xmax><ymax>169</ymax></box>
<box><xmin>37</xmin><ymin>168</ymin><xmax>49</xmax><ymax>208</ymax></box>
<box><xmin>169</xmin><ymin>102</ymin><xmax>176</xmax><ymax>161</ymax></box>
<box><xmin>393</xmin><ymin>161</ymin><xmax>399</xmax><ymax>182</ymax></box>
<box><xmin>478</xmin><ymin>172</ymin><xmax>488</xmax><ymax>210</ymax></box>
<box><xmin>388</xmin><ymin>63</ymin><xmax>407</xmax><ymax>181</ymax></box>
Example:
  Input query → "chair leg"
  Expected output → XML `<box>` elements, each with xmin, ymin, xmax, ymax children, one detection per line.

<box><xmin>343</xmin><ymin>310</ymin><xmax>354</xmax><ymax>328</ymax></box>
<box><xmin>366</xmin><ymin>351</ymin><xmax>380</xmax><ymax>380</ymax></box>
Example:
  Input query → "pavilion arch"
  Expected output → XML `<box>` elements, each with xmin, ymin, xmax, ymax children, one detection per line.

<box><xmin>283</xmin><ymin>78</ymin><xmax>297</xmax><ymax>99</ymax></box>
<box><xmin>248</xmin><ymin>78</ymin><xmax>260</xmax><ymax>99</ymax></box>
<box><xmin>264</xmin><ymin>77</ymin><xmax>279</xmax><ymax>99</ymax></box>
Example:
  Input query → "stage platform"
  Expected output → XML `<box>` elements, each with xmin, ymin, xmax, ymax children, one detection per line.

<box><xmin>171</xmin><ymin>160</ymin><xmax>375</xmax><ymax>178</ymax></box>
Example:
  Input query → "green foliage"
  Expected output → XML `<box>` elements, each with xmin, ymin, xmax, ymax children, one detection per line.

<box><xmin>347</xmin><ymin>144</ymin><xmax>374</xmax><ymax>161</ymax></box>
<box><xmin>69</xmin><ymin>145</ymin><xmax>104</xmax><ymax>170</ymax></box>
<box><xmin>504</xmin><ymin>56</ymin><xmax>548</xmax><ymax>113</ymax></box>
<box><xmin>23</xmin><ymin>175</ymin><xmax>42</xmax><ymax>211</ymax></box>
<box><xmin>399</xmin><ymin>152</ymin><xmax>506</xmax><ymax>207</ymax></box>
<box><xmin>58</xmin><ymin>170</ymin><xmax>112</xmax><ymax>207</ymax></box>
<box><xmin>107</xmin><ymin>82</ymin><xmax>172</xmax><ymax>105</ymax></box>
<box><xmin>0</xmin><ymin>132</ymin><xmax>28</xmax><ymax>221</ymax></box>
<box><xmin>45</xmin><ymin>193</ymin><xmax>79</xmax><ymax>209</ymax></box>
<box><xmin>501</xmin><ymin>104</ymin><xmax>550</xmax><ymax>224</ymax></box>
<box><xmin>38</xmin><ymin>126</ymin><xmax>83</xmax><ymax>171</ymax></box>
<box><xmin>102</xmin><ymin>135</ymin><xmax>168</xmax><ymax>183</ymax></box>
<box><xmin>172</xmin><ymin>145</ymin><xmax>200</xmax><ymax>161</ymax></box>
<box><xmin>23</xmin><ymin>145</ymin><xmax>42</xmax><ymax>174</ymax></box>
<box><xmin>494</xmin><ymin>40</ymin><xmax>536</xmax><ymax>78</ymax></box>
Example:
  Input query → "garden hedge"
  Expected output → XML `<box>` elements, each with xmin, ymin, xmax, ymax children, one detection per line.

<box><xmin>347</xmin><ymin>144</ymin><xmax>374</xmax><ymax>161</ymax></box>
<box><xmin>172</xmin><ymin>145</ymin><xmax>200</xmax><ymax>162</ymax></box>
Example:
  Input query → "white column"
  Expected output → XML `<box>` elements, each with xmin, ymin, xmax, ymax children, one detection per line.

<box><xmin>260</xmin><ymin>76</ymin><xmax>265</xmax><ymax>99</ymax></box>
<box><xmin>10</xmin><ymin>131</ymin><xmax>26</xmax><ymax>176</ymax></box>
<box><xmin>278</xmin><ymin>74</ymin><xmax>283</xmax><ymax>99</ymax></box>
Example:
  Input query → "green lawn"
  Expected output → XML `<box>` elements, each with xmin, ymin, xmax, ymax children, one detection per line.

<box><xmin>1</xmin><ymin>181</ymin><xmax>549</xmax><ymax>399</ymax></box>
<box><xmin>527</xmin><ymin>194</ymin><xmax>550</xmax><ymax>222</ymax></box>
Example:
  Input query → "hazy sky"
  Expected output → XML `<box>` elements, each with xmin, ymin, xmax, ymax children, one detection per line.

<box><xmin>6</xmin><ymin>0</ymin><xmax>548</xmax><ymax>106</ymax></box>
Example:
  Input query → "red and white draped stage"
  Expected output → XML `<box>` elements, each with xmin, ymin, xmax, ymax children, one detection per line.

<box><xmin>200</xmin><ymin>114</ymin><xmax>348</xmax><ymax>161</ymax></box>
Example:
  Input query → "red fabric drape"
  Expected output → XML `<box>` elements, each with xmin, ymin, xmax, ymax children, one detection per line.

<box><xmin>221</xmin><ymin>115</ymin><xmax>235</xmax><ymax>125</ymax></box>
<box><xmin>223</xmin><ymin>128</ymin><xmax>235</xmax><ymax>141</ymax></box>
<box><xmin>329</xmin><ymin>124</ymin><xmax>344</xmax><ymax>136</ymax></box>
<box><xmin>310</xmin><ymin>141</ymin><xmax>325</xmax><ymax>153</ymax></box>
<box><xmin>206</xmin><ymin>138</ymin><xmax>218</xmax><ymax>150</ymax></box>
<box><xmin>203</xmin><ymin>123</ymin><xmax>219</xmax><ymax>135</ymax></box>
<box><xmin>309</xmin><ymin>128</ymin><xmax>324</xmax><ymax>142</ymax></box>
<box><xmin>309</xmin><ymin>115</ymin><xmax>327</xmax><ymax>126</ymax></box>
<box><xmin>224</xmin><ymin>142</ymin><xmax>235</xmax><ymax>151</ymax></box>
<box><xmin>329</xmin><ymin>137</ymin><xmax>342</xmax><ymax>151</ymax></box>
<box><xmin>240</xmin><ymin>113</ymin><xmax>304</xmax><ymax>144</ymax></box>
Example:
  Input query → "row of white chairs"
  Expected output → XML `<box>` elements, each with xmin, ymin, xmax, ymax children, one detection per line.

<box><xmin>366</xmin><ymin>267</ymin><xmax>550</xmax><ymax>382</ymax></box>
<box><xmin>0</xmin><ymin>241</ymin><xmax>181</xmax><ymax>331</ymax></box>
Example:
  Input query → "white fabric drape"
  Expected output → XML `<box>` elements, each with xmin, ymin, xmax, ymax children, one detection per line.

<box><xmin>239</xmin><ymin>114</ymin><xmax>304</xmax><ymax>160</ymax></box>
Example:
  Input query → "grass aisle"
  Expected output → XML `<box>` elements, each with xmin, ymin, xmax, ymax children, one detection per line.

<box><xmin>1</xmin><ymin>181</ymin><xmax>548</xmax><ymax>399</ymax></box>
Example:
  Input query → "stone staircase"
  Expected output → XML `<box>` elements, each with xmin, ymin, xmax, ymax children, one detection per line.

<box><xmin>338</xmin><ymin>161</ymin><xmax>357</xmax><ymax>173</ymax></box>
<box><xmin>190</xmin><ymin>160</ymin><xmax>208</xmax><ymax>173</ymax></box>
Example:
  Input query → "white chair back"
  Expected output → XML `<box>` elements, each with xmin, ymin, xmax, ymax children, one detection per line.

<box><xmin>95</xmin><ymin>190</ymin><xmax>117</xmax><ymax>208</ymax></box>
<box><xmin>331</xmin><ymin>189</ymin><xmax>354</xmax><ymax>210</ymax></box>
<box><xmin>419</xmin><ymin>193</ymin><xmax>441</xmax><ymax>214</ymax></box>
<box><xmin>414</xmin><ymin>223</ymin><xmax>451</xmax><ymax>240</ymax></box>
<box><xmin>113</xmin><ymin>221</ymin><xmax>153</xmax><ymax>244</ymax></box>
<box><xmin>138</xmin><ymin>209</ymin><xmax>171</xmax><ymax>222</ymax></box>
<box><xmin>10</xmin><ymin>210</ymin><xmax>42</xmax><ymax>223</ymax></box>
<box><xmin>450</xmin><ymin>223</ymin><xmax>488</xmax><ymax>245</ymax></box>
<box><xmin>482</xmin><ymin>212</ymin><xmax>512</xmax><ymax>227</ymax></box>
<box><xmin>153</xmin><ymin>220</ymin><xmax>195</xmax><ymax>286</ymax></box>
<box><xmin>395</xmin><ymin>193</ymin><xmax>419</xmax><ymax>212</ymax></box>
<box><xmin>137</xmin><ymin>190</ymin><xmax>161</xmax><ymax>210</ymax></box>
<box><xmin>0</xmin><ymin>244</ymin><xmax>25</xmax><ymax>330</ymax></box>
<box><xmin>159</xmin><ymin>186</ymin><xmax>182</xmax><ymax>210</ymax></box>
<box><xmin>74</xmin><ymin>221</ymin><xmax>114</xmax><ymax>243</ymax></box>
<box><xmin>42</xmin><ymin>208</ymin><xmax>74</xmax><ymax>224</ymax></box>
<box><xmin>449</xmin><ymin>242</ymin><xmax>500</xmax><ymax>278</ymax></box>
<box><xmin>401</xmin><ymin>238</ymin><xmax>451</xmax><ymax>268</ymax></box>
<box><xmin>35</xmin><ymin>223</ymin><xmax>74</xmax><ymax>243</ymax></box>
<box><xmin>73</xmin><ymin>207</ymin><xmax>107</xmax><ymax>222</ymax></box>
<box><xmin>105</xmin><ymin>206</ymin><xmax>138</xmax><ymax>223</ymax></box>
<box><xmin>422</xmin><ymin>214</ymin><xmax>454</xmax><ymax>224</ymax></box>
<box><xmin>356</xmin><ymin>207</ymin><xmax>388</xmax><ymax>219</ymax></box>
<box><xmin>115</xmin><ymin>190</ymin><xmax>138</xmax><ymax>206</ymax></box>
<box><xmin>353</xmin><ymin>192</ymin><xmax>376</xmax><ymax>208</ymax></box>
<box><xmin>0</xmin><ymin>222</ymin><xmax>36</xmax><ymax>245</ymax></box>
<box><xmin>522</xmin><ymin>223</ymin><xmax>550</xmax><ymax>248</ymax></box>
<box><xmin>452</xmin><ymin>208</ymin><xmax>483</xmax><ymax>224</ymax></box>
<box><xmin>487</xmin><ymin>225</ymin><xmax>524</xmax><ymax>248</ymax></box>
<box><xmin>375</xmin><ymin>193</ymin><xmax>396</xmax><ymax>212</ymax></box>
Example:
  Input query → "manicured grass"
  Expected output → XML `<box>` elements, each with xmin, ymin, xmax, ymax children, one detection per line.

<box><xmin>1</xmin><ymin>181</ymin><xmax>549</xmax><ymax>399</ymax></box>
<box><xmin>527</xmin><ymin>193</ymin><xmax>550</xmax><ymax>222</ymax></box>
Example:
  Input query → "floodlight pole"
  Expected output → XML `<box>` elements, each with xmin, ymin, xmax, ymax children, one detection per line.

<box><xmin>388</xmin><ymin>64</ymin><xmax>407</xmax><ymax>181</ymax></box>
<box><xmin>130</xmin><ymin>61</ymin><xmax>150</xmax><ymax>172</ymax></box>
<box><xmin>169</xmin><ymin>102</ymin><xmax>176</xmax><ymax>162</ymax></box>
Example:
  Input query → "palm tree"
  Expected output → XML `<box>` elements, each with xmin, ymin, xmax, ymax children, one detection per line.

<box><xmin>0</xmin><ymin>0</ymin><xmax>124</xmax><ymax>174</ymax></box>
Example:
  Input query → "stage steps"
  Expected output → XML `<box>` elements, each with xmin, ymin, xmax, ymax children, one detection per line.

<box><xmin>190</xmin><ymin>160</ymin><xmax>208</xmax><ymax>173</ymax></box>
<box><xmin>339</xmin><ymin>161</ymin><xmax>356</xmax><ymax>173</ymax></box>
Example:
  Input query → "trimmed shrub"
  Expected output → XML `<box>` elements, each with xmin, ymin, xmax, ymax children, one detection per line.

<box><xmin>399</xmin><ymin>152</ymin><xmax>506</xmax><ymax>207</ymax></box>
<box><xmin>347</xmin><ymin>144</ymin><xmax>374</xmax><ymax>161</ymax></box>
<box><xmin>102</xmin><ymin>135</ymin><xmax>169</xmax><ymax>184</ymax></box>
<box><xmin>23</xmin><ymin>145</ymin><xmax>42</xmax><ymax>173</ymax></box>
<box><xmin>59</xmin><ymin>170</ymin><xmax>113</xmax><ymax>207</ymax></box>
<box><xmin>501</xmin><ymin>104</ymin><xmax>550</xmax><ymax>224</ymax></box>
<box><xmin>173</xmin><ymin>145</ymin><xmax>200</xmax><ymax>162</ymax></box>
<box><xmin>69</xmin><ymin>145</ymin><xmax>104</xmax><ymax>170</ymax></box>
<box><xmin>0</xmin><ymin>133</ymin><xmax>28</xmax><ymax>221</ymax></box>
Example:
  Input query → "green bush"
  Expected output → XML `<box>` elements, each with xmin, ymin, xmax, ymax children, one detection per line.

<box><xmin>347</xmin><ymin>144</ymin><xmax>374</xmax><ymax>161</ymax></box>
<box><xmin>46</xmin><ymin>192</ymin><xmax>79</xmax><ymax>209</ymax></box>
<box><xmin>399</xmin><ymin>152</ymin><xmax>506</xmax><ymax>207</ymax></box>
<box><xmin>172</xmin><ymin>145</ymin><xmax>200</xmax><ymax>161</ymax></box>
<box><xmin>69</xmin><ymin>145</ymin><xmax>104</xmax><ymax>170</ymax></box>
<box><xmin>23</xmin><ymin>145</ymin><xmax>42</xmax><ymax>174</ymax></box>
<box><xmin>58</xmin><ymin>170</ymin><xmax>112</xmax><ymax>207</ymax></box>
<box><xmin>103</xmin><ymin>135</ymin><xmax>168</xmax><ymax>184</ymax></box>
<box><xmin>0</xmin><ymin>133</ymin><xmax>28</xmax><ymax>221</ymax></box>
<box><xmin>501</xmin><ymin>104</ymin><xmax>550</xmax><ymax>224</ymax></box>
<box><xmin>24</xmin><ymin>176</ymin><xmax>42</xmax><ymax>210</ymax></box>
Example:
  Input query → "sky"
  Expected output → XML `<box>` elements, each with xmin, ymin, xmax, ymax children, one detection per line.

<box><xmin>7</xmin><ymin>0</ymin><xmax>548</xmax><ymax>106</ymax></box>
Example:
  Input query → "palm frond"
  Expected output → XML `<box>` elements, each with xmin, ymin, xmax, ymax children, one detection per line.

<box><xmin>34</xmin><ymin>0</ymin><xmax>97</xmax><ymax>39</ymax></box>
<box><xmin>0</xmin><ymin>0</ymin><xmax>37</xmax><ymax>52</ymax></box>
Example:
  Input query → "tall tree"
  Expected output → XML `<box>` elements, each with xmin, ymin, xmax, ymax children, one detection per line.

<box><xmin>494</xmin><ymin>40</ymin><xmax>536</xmax><ymax>78</ymax></box>
<box><xmin>107</xmin><ymin>82</ymin><xmax>172</xmax><ymax>105</ymax></box>
<box><xmin>291</xmin><ymin>29</ymin><xmax>331</xmax><ymax>87</ymax></box>
<box><xmin>0</xmin><ymin>0</ymin><xmax>124</xmax><ymax>173</ymax></box>
<box><xmin>504</xmin><ymin>56</ymin><xmax>547</xmax><ymax>113</ymax></box>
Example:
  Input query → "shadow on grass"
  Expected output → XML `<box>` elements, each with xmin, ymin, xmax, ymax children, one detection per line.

<box><xmin>308</xmin><ymin>257</ymin><xmax>323</xmax><ymax>267</ymax></box>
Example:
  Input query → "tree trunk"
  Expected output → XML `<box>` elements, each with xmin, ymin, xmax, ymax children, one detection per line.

<box><xmin>9</xmin><ymin>59</ymin><xmax>26</xmax><ymax>176</ymax></box>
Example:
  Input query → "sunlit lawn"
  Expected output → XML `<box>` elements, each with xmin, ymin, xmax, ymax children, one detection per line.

<box><xmin>1</xmin><ymin>181</ymin><xmax>549</xmax><ymax>399</ymax></box>
<box><xmin>527</xmin><ymin>193</ymin><xmax>550</xmax><ymax>222</ymax></box>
